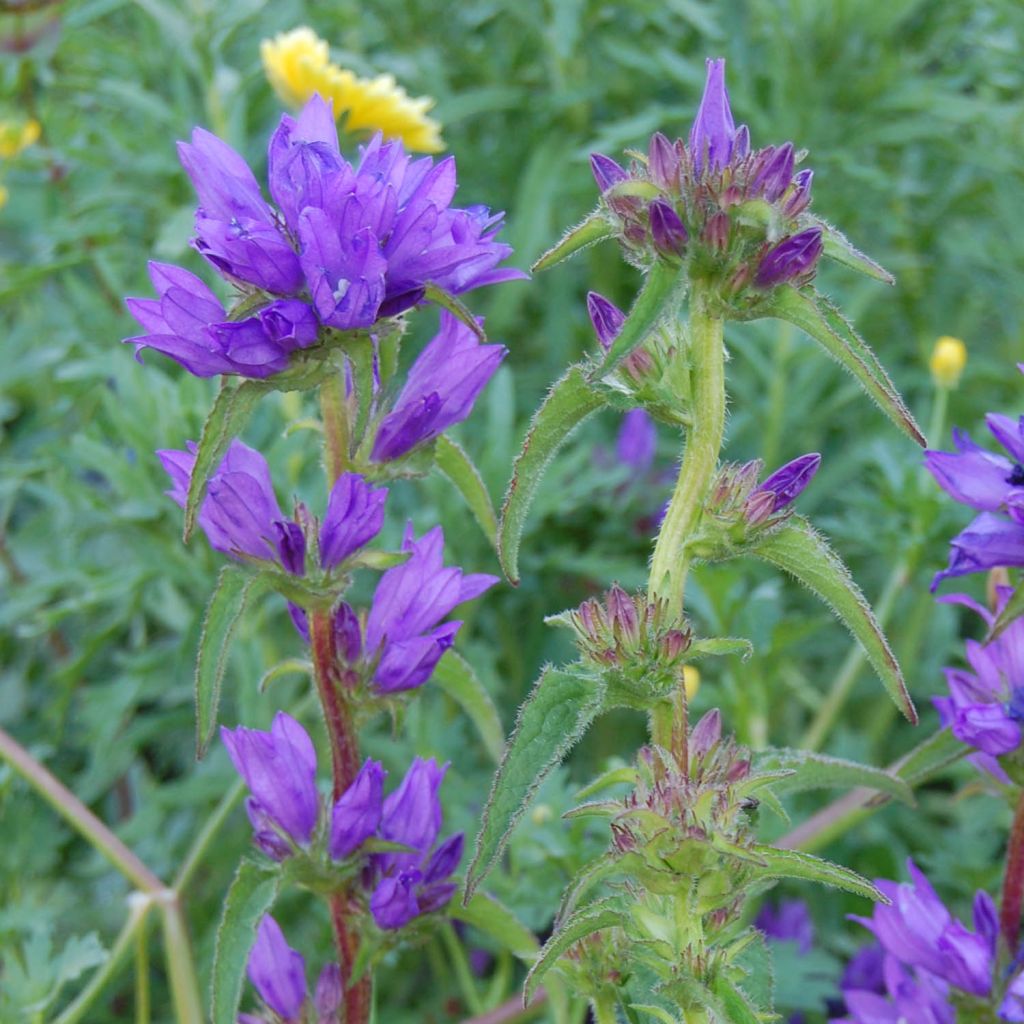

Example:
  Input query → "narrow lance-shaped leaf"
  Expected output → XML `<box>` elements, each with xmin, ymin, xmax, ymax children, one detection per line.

<box><xmin>765</xmin><ymin>286</ymin><xmax>925</xmax><ymax>447</ymax></box>
<box><xmin>195</xmin><ymin>567</ymin><xmax>271</xmax><ymax>758</ymax></box>
<box><xmin>432</xmin><ymin>650</ymin><xmax>505</xmax><ymax>764</ymax></box>
<box><xmin>750</xmin><ymin>516</ymin><xmax>917</xmax><ymax>724</ymax></box>
<box><xmin>434</xmin><ymin>435</ymin><xmax>498</xmax><ymax>550</ymax></box>
<box><xmin>524</xmin><ymin>899</ymin><xmax>627</xmax><ymax>1003</ymax></box>
<box><xmin>451</xmin><ymin>892</ymin><xmax>538</xmax><ymax>960</ymax></box>
<box><xmin>754</xmin><ymin>747</ymin><xmax>914</xmax><ymax>804</ymax></box>
<box><xmin>423</xmin><ymin>283</ymin><xmax>486</xmax><ymax>341</ymax></box>
<box><xmin>532</xmin><ymin>209</ymin><xmax>615</xmax><ymax>272</ymax></box>
<box><xmin>747</xmin><ymin>844</ymin><xmax>886</xmax><ymax>903</ymax></box>
<box><xmin>465</xmin><ymin>666</ymin><xmax>606</xmax><ymax>900</ymax></box>
<box><xmin>184</xmin><ymin>378</ymin><xmax>266</xmax><ymax>541</ymax></box>
<box><xmin>498</xmin><ymin>365</ymin><xmax>605</xmax><ymax>583</ymax></box>
<box><xmin>817</xmin><ymin>220</ymin><xmax>895</xmax><ymax>285</ymax></box>
<box><xmin>211</xmin><ymin>860</ymin><xmax>281</xmax><ymax>1024</ymax></box>
<box><xmin>592</xmin><ymin>260</ymin><xmax>682</xmax><ymax>379</ymax></box>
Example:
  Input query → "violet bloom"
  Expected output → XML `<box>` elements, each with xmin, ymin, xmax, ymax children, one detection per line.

<box><xmin>330</xmin><ymin>758</ymin><xmax>386</xmax><ymax>859</ymax></box>
<box><xmin>744</xmin><ymin>453</ymin><xmax>821</xmax><ymax>524</ymax></box>
<box><xmin>754</xmin><ymin>229</ymin><xmax>824</xmax><ymax>288</ymax></box>
<box><xmin>364</xmin><ymin>524</ymin><xmax>498</xmax><ymax>693</ymax></box>
<box><xmin>689</xmin><ymin>57</ymin><xmax>737</xmax><ymax>175</ymax></box>
<box><xmin>617</xmin><ymin>409</ymin><xmax>657</xmax><ymax>472</ymax></box>
<box><xmin>221</xmin><ymin>712</ymin><xmax>319</xmax><ymax>852</ymax></box>
<box><xmin>159</xmin><ymin>439</ymin><xmax>386</xmax><ymax>574</ymax></box>
<box><xmin>840</xmin><ymin>954</ymin><xmax>953</xmax><ymax>1024</ymax></box>
<box><xmin>369</xmin><ymin>758</ymin><xmax>464</xmax><ymax>930</ymax></box>
<box><xmin>755</xmin><ymin>899</ymin><xmax>815</xmax><ymax>954</ymax></box>
<box><xmin>370</xmin><ymin>312</ymin><xmax>506</xmax><ymax>462</ymax></box>
<box><xmin>933</xmin><ymin>512</ymin><xmax>1024</xmax><ymax>590</ymax></box>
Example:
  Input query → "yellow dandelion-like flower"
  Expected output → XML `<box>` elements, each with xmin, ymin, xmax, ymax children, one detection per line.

<box><xmin>260</xmin><ymin>26</ymin><xmax>444</xmax><ymax>153</ymax></box>
<box><xmin>0</xmin><ymin>118</ymin><xmax>41</xmax><ymax>159</ymax></box>
<box><xmin>929</xmin><ymin>335</ymin><xmax>967</xmax><ymax>390</ymax></box>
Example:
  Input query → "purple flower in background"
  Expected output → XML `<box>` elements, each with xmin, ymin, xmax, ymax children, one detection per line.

<box><xmin>330</xmin><ymin>758</ymin><xmax>386</xmax><ymax>859</ymax></box>
<box><xmin>371</xmin><ymin>312</ymin><xmax>506</xmax><ymax>462</ymax></box>
<box><xmin>617</xmin><ymin>409</ymin><xmax>657</xmax><ymax>472</ymax></box>
<box><xmin>841</xmin><ymin>943</ymin><xmax>886</xmax><ymax>994</ymax></box>
<box><xmin>221</xmin><ymin>712</ymin><xmax>319</xmax><ymax>851</ymax></box>
<box><xmin>754</xmin><ymin>229</ymin><xmax>824</xmax><ymax>288</ymax></box>
<box><xmin>932</xmin><ymin>512</ymin><xmax>1024</xmax><ymax>590</ymax></box>
<box><xmin>364</xmin><ymin>524</ymin><xmax>497</xmax><ymax>693</ymax></box>
<box><xmin>756</xmin><ymin>899</ymin><xmax>815</xmax><ymax>954</ymax></box>
<box><xmin>840</xmin><ymin>954</ymin><xmax>953</xmax><ymax>1024</ymax></box>
<box><xmin>125</xmin><ymin>263</ymin><xmax>319</xmax><ymax>378</ymax></box>
<box><xmin>689</xmin><ymin>57</ymin><xmax>737</xmax><ymax>175</ymax></box>
<box><xmin>369</xmin><ymin>758</ymin><xmax>463</xmax><ymax>929</ymax></box>
<box><xmin>246</xmin><ymin>916</ymin><xmax>308</xmax><ymax>1022</ymax></box>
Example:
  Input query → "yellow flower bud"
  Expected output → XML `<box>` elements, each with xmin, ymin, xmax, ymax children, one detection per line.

<box><xmin>0</xmin><ymin>185</ymin><xmax>8</xmax><ymax>210</ymax></box>
<box><xmin>0</xmin><ymin>118</ymin><xmax>41</xmax><ymax>159</ymax></box>
<box><xmin>683</xmin><ymin>665</ymin><xmax>700</xmax><ymax>700</ymax></box>
<box><xmin>929</xmin><ymin>336</ymin><xmax>967</xmax><ymax>389</ymax></box>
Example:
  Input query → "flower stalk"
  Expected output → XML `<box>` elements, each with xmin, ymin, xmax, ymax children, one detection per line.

<box><xmin>1002</xmin><ymin>789</ymin><xmax>1024</xmax><ymax>956</ymax></box>
<box><xmin>320</xmin><ymin>370</ymin><xmax>351</xmax><ymax>484</ymax></box>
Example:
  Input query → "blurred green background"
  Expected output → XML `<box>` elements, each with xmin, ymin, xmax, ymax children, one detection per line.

<box><xmin>2</xmin><ymin>0</ymin><xmax>1023</xmax><ymax>1019</ymax></box>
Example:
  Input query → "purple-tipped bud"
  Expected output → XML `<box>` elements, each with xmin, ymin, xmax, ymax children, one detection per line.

<box><xmin>606</xmin><ymin>585</ymin><xmax>640</xmax><ymax>646</ymax></box>
<box><xmin>586</xmin><ymin>291</ymin><xmax>626</xmax><ymax>351</ymax></box>
<box><xmin>751</xmin><ymin>142</ymin><xmax>795</xmax><ymax>202</ymax></box>
<box><xmin>754</xmin><ymin>453</ymin><xmax>821</xmax><ymax>512</ymax></box>
<box><xmin>591</xmin><ymin>152</ymin><xmax>628</xmax><ymax>192</ymax></box>
<box><xmin>754</xmin><ymin>229</ymin><xmax>823</xmax><ymax>288</ymax></box>
<box><xmin>732</xmin><ymin>124</ymin><xmax>751</xmax><ymax>161</ymax></box>
<box><xmin>330</xmin><ymin>758</ymin><xmax>386</xmax><ymax>859</ymax></box>
<box><xmin>783</xmin><ymin>168</ymin><xmax>814</xmax><ymax>217</ymax></box>
<box><xmin>743</xmin><ymin>489</ymin><xmax>778</xmax><ymax>527</ymax></box>
<box><xmin>727</xmin><ymin>758</ymin><xmax>752</xmax><ymax>782</ymax></box>
<box><xmin>319</xmin><ymin>473</ymin><xmax>388</xmax><ymax>569</ymax></box>
<box><xmin>689</xmin><ymin>58</ymin><xmax>736</xmax><ymax>175</ymax></box>
<box><xmin>648</xmin><ymin>132</ymin><xmax>680</xmax><ymax>191</ymax></box>
<box><xmin>274</xmin><ymin>521</ymin><xmax>307</xmax><ymax>575</ymax></box>
<box><xmin>332</xmin><ymin>602</ymin><xmax>362</xmax><ymax>663</ymax></box>
<box><xmin>649</xmin><ymin>199</ymin><xmax>689</xmax><ymax>259</ymax></box>
<box><xmin>661</xmin><ymin>629</ymin><xmax>691</xmax><ymax>661</ymax></box>
<box><xmin>623</xmin><ymin>348</ymin><xmax>656</xmax><ymax>384</ymax></box>
<box><xmin>702</xmin><ymin>210</ymin><xmax>731</xmax><ymax>253</ymax></box>
<box><xmin>690</xmin><ymin>708</ymin><xmax>722</xmax><ymax>762</ymax></box>
<box><xmin>246</xmin><ymin>799</ymin><xmax>295</xmax><ymax>862</ymax></box>
<box><xmin>247</xmin><ymin>916</ymin><xmax>307</xmax><ymax>1020</ymax></box>
<box><xmin>314</xmin><ymin>964</ymin><xmax>343</xmax><ymax>1022</ymax></box>
<box><xmin>605</xmin><ymin>192</ymin><xmax>644</xmax><ymax>223</ymax></box>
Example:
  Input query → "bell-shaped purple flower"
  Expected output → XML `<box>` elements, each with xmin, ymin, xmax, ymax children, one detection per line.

<box><xmin>329</xmin><ymin>758</ymin><xmax>386</xmax><ymax>859</ymax></box>
<box><xmin>689</xmin><ymin>57</ymin><xmax>737</xmax><ymax>175</ymax></box>
<box><xmin>371</xmin><ymin>312</ymin><xmax>506</xmax><ymax>462</ymax></box>
<box><xmin>319</xmin><ymin>473</ymin><xmax>388</xmax><ymax>569</ymax></box>
<box><xmin>932</xmin><ymin>511</ymin><xmax>1024</xmax><ymax>590</ymax></box>
<box><xmin>365</xmin><ymin>524</ymin><xmax>498</xmax><ymax>693</ymax></box>
<box><xmin>754</xmin><ymin>228</ymin><xmax>823</xmax><ymax>288</ymax></box>
<box><xmin>247</xmin><ymin>916</ymin><xmax>308</xmax><ymax>1021</ymax></box>
<box><xmin>221</xmin><ymin>712</ymin><xmax>319</xmax><ymax>848</ymax></box>
<box><xmin>617</xmin><ymin>409</ymin><xmax>657</xmax><ymax>471</ymax></box>
<box><xmin>925</xmin><ymin>417</ymin><xmax>1024</xmax><ymax>513</ymax></box>
<box><xmin>755</xmin><ymin>899</ymin><xmax>815</xmax><ymax>954</ymax></box>
<box><xmin>841</xmin><ymin>953</ymin><xmax>953</xmax><ymax>1024</ymax></box>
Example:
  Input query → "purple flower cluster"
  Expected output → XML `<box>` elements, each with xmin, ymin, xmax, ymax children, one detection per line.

<box><xmin>160</xmin><ymin>438</ymin><xmax>387</xmax><ymax>575</ymax></box>
<box><xmin>926</xmin><ymin>411</ymin><xmax>1024</xmax><ymax>589</ymax></box>
<box><xmin>840</xmin><ymin>860</ymin><xmax>1024</xmax><ymax>1023</ymax></box>
<box><xmin>590</xmin><ymin>58</ymin><xmax>822</xmax><ymax>292</ymax></box>
<box><xmin>126</xmin><ymin>96</ymin><xmax>521</xmax><ymax>379</ymax></box>
<box><xmin>223</xmin><ymin>713</ymin><xmax>461</xmax><ymax>931</ymax></box>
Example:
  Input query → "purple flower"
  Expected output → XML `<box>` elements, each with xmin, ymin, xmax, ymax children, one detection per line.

<box><xmin>330</xmin><ymin>759</ymin><xmax>386</xmax><ymax>859</ymax></box>
<box><xmin>369</xmin><ymin>758</ymin><xmax>463</xmax><ymax>930</ymax></box>
<box><xmin>364</xmin><ymin>524</ymin><xmax>498</xmax><ymax>693</ymax></box>
<box><xmin>648</xmin><ymin>198</ymin><xmax>688</xmax><ymax>258</ymax></box>
<box><xmin>586</xmin><ymin>291</ymin><xmax>626</xmax><ymax>352</ymax></box>
<box><xmin>754</xmin><ymin>229</ymin><xmax>824</xmax><ymax>288</ymax></box>
<box><xmin>370</xmin><ymin>312</ymin><xmax>506</xmax><ymax>462</ymax></box>
<box><xmin>314</xmin><ymin>963</ymin><xmax>343</xmax><ymax>1021</ymax></box>
<box><xmin>590</xmin><ymin>153</ymin><xmax>629</xmax><ymax>193</ymax></box>
<box><xmin>932</xmin><ymin>511</ymin><xmax>1024</xmax><ymax>590</ymax></box>
<box><xmin>221</xmin><ymin>712</ymin><xmax>319</xmax><ymax>849</ymax></box>
<box><xmin>159</xmin><ymin>439</ymin><xmax>386</xmax><ymax>574</ymax></box>
<box><xmin>125</xmin><ymin>263</ymin><xmax>319</xmax><ymax>378</ymax></box>
<box><xmin>246</xmin><ymin>916</ymin><xmax>308</xmax><ymax>1021</ymax></box>
<box><xmin>755</xmin><ymin>899</ymin><xmax>815</xmax><ymax>955</ymax></box>
<box><xmin>617</xmin><ymin>409</ymin><xmax>657</xmax><ymax>472</ymax></box>
<box><xmin>840</xmin><ymin>954</ymin><xmax>953</xmax><ymax>1024</ymax></box>
<box><xmin>851</xmin><ymin>860</ymin><xmax>994</xmax><ymax>997</ymax></box>
<box><xmin>743</xmin><ymin>453</ymin><xmax>821</xmax><ymax>525</ymax></box>
<box><xmin>933</xmin><ymin>588</ymin><xmax>1024</xmax><ymax>761</ymax></box>
<box><xmin>841</xmin><ymin>943</ymin><xmax>886</xmax><ymax>994</ymax></box>
<box><xmin>689</xmin><ymin>57</ymin><xmax>738</xmax><ymax>175</ymax></box>
<box><xmin>925</xmin><ymin>417</ymin><xmax>1024</xmax><ymax>513</ymax></box>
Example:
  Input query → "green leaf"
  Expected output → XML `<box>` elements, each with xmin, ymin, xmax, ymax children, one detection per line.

<box><xmin>435</xmin><ymin>435</ymin><xmax>498</xmax><ymax>550</ymax></box>
<box><xmin>713</xmin><ymin>976</ymin><xmax>763</xmax><ymax>1024</ymax></box>
<box><xmin>498</xmin><ymin>365</ymin><xmax>605</xmax><ymax>583</ymax></box>
<box><xmin>592</xmin><ymin>261</ymin><xmax>682</xmax><ymax>379</ymax></box>
<box><xmin>465</xmin><ymin>666</ymin><xmax>605</xmax><ymax>899</ymax></box>
<box><xmin>750</xmin><ymin>516</ymin><xmax>916</xmax><ymax>724</ymax></box>
<box><xmin>687</xmin><ymin>636</ymin><xmax>753</xmax><ymax>661</ymax></box>
<box><xmin>629</xmin><ymin>1007</ymin><xmax>681</xmax><ymax>1024</ymax></box>
<box><xmin>183</xmin><ymin>379</ymin><xmax>266</xmax><ymax>541</ymax></box>
<box><xmin>818</xmin><ymin>220</ymin><xmax>895</xmax><ymax>284</ymax></box>
<box><xmin>747</xmin><ymin>845</ymin><xmax>884</xmax><ymax>902</ymax></box>
<box><xmin>754</xmin><ymin>747</ymin><xmax>914</xmax><ymax>804</ymax></box>
<box><xmin>892</xmin><ymin>727</ymin><xmax>968</xmax><ymax>790</ymax></box>
<box><xmin>574</xmin><ymin>764</ymin><xmax>638</xmax><ymax>801</ymax></box>
<box><xmin>532</xmin><ymin>209</ymin><xmax>615</xmax><ymax>272</ymax></box>
<box><xmin>451</xmin><ymin>892</ymin><xmax>538</xmax><ymax>960</ymax></box>
<box><xmin>211</xmin><ymin>860</ymin><xmax>280</xmax><ymax>1024</ymax></box>
<box><xmin>195</xmin><ymin>567</ymin><xmax>270</xmax><ymax>759</ymax></box>
<box><xmin>525</xmin><ymin>899</ymin><xmax>627</xmax><ymax>1002</ymax></box>
<box><xmin>423</xmin><ymin>283</ymin><xmax>487</xmax><ymax>341</ymax></box>
<box><xmin>765</xmin><ymin>287</ymin><xmax>925</xmax><ymax>447</ymax></box>
<box><xmin>432</xmin><ymin>650</ymin><xmax>505</xmax><ymax>764</ymax></box>
<box><xmin>989</xmin><ymin>579</ymin><xmax>1024</xmax><ymax>641</ymax></box>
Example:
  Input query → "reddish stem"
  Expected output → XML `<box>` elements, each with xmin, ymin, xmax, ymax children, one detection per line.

<box><xmin>1001</xmin><ymin>789</ymin><xmax>1024</xmax><ymax>955</ymax></box>
<box><xmin>310</xmin><ymin>609</ymin><xmax>370</xmax><ymax>1024</ymax></box>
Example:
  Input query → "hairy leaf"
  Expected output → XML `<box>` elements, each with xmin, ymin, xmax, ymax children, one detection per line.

<box><xmin>435</xmin><ymin>435</ymin><xmax>498</xmax><ymax>550</ymax></box>
<box><xmin>755</xmin><ymin>747</ymin><xmax>914</xmax><ymax>804</ymax></box>
<box><xmin>532</xmin><ymin>209</ymin><xmax>614</xmax><ymax>271</ymax></box>
<box><xmin>818</xmin><ymin>220</ymin><xmax>895</xmax><ymax>284</ymax></box>
<box><xmin>451</xmin><ymin>892</ymin><xmax>538</xmax><ymax>959</ymax></box>
<box><xmin>748</xmin><ymin>845</ymin><xmax>884</xmax><ymax>902</ymax></box>
<box><xmin>432</xmin><ymin>650</ymin><xmax>505</xmax><ymax>764</ymax></box>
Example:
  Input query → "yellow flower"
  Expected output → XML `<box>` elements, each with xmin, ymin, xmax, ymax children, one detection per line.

<box><xmin>0</xmin><ymin>185</ymin><xmax>8</xmax><ymax>209</ymax></box>
<box><xmin>260</xmin><ymin>26</ymin><xmax>444</xmax><ymax>153</ymax></box>
<box><xmin>0</xmin><ymin>118</ymin><xmax>41</xmax><ymax>159</ymax></box>
<box><xmin>929</xmin><ymin>335</ymin><xmax>967</xmax><ymax>389</ymax></box>
<box><xmin>683</xmin><ymin>665</ymin><xmax>700</xmax><ymax>700</ymax></box>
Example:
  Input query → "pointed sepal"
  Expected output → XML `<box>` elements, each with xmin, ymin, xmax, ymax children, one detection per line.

<box><xmin>817</xmin><ymin>220</ymin><xmax>895</xmax><ymax>285</ymax></box>
<box><xmin>532</xmin><ymin>210</ymin><xmax>615</xmax><ymax>272</ymax></box>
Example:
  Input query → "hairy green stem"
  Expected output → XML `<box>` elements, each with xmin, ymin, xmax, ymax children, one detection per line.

<box><xmin>592</xmin><ymin>991</ymin><xmax>619</xmax><ymax>1024</ymax></box>
<box><xmin>441</xmin><ymin>922</ymin><xmax>485</xmax><ymax>1015</ymax></box>
<box><xmin>648</xmin><ymin>295</ymin><xmax>726</xmax><ymax>618</ymax></box>
<box><xmin>321</xmin><ymin>370</ymin><xmax>351</xmax><ymax>483</ymax></box>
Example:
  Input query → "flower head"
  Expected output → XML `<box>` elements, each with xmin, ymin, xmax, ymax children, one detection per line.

<box><xmin>330</xmin><ymin>758</ymin><xmax>386</xmax><ymax>859</ymax></box>
<box><xmin>247</xmin><ymin>916</ymin><xmax>308</xmax><ymax>1021</ymax></box>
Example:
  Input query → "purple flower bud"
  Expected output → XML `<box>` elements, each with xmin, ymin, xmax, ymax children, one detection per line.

<box><xmin>274</xmin><ymin>521</ymin><xmax>307</xmax><ymax>576</ymax></box>
<box><xmin>330</xmin><ymin>759</ymin><xmax>386</xmax><ymax>859</ymax></box>
<box><xmin>648</xmin><ymin>199</ymin><xmax>689</xmax><ymax>258</ymax></box>
<box><xmin>747</xmin><ymin>453</ymin><xmax>821</xmax><ymax>519</ymax></box>
<box><xmin>586</xmin><ymin>292</ymin><xmax>626</xmax><ymax>351</ymax></box>
<box><xmin>617</xmin><ymin>409</ymin><xmax>657</xmax><ymax>471</ymax></box>
<box><xmin>754</xmin><ymin>229</ymin><xmax>823</xmax><ymax>288</ymax></box>
<box><xmin>319</xmin><ymin>473</ymin><xmax>388</xmax><ymax>568</ymax></box>
<box><xmin>702</xmin><ymin>210</ymin><xmax>731</xmax><ymax>253</ymax></box>
<box><xmin>370</xmin><ymin>870</ymin><xmax>422</xmax><ymax>930</ymax></box>
<box><xmin>689</xmin><ymin>58</ymin><xmax>736</xmax><ymax>175</ymax></box>
<box><xmin>689</xmin><ymin>708</ymin><xmax>721</xmax><ymax>762</ymax></box>
<box><xmin>606</xmin><ymin>585</ymin><xmax>640</xmax><ymax>646</ymax></box>
<box><xmin>661</xmin><ymin>629</ymin><xmax>690</xmax><ymax>661</ymax></box>
<box><xmin>245</xmin><ymin>799</ymin><xmax>295</xmax><ymax>862</ymax></box>
<box><xmin>313</xmin><ymin>963</ymin><xmax>343</xmax><ymax>1022</ymax></box>
<box><xmin>647</xmin><ymin>132</ymin><xmax>680</xmax><ymax>191</ymax></box>
<box><xmin>423</xmin><ymin>832</ymin><xmax>464</xmax><ymax>884</ymax></box>
<box><xmin>591</xmin><ymin>152</ymin><xmax>628</xmax><ymax>192</ymax></box>
<box><xmin>378</xmin><ymin>757</ymin><xmax>447</xmax><ymax>870</ymax></box>
<box><xmin>750</xmin><ymin>141</ymin><xmax>795</xmax><ymax>202</ymax></box>
<box><xmin>732</xmin><ymin>124</ymin><xmax>751</xmax><ymax>161</ymax></box>
<box><xmin>221</xmin><ymin>712</ymin><xmax>319</xmax><ymax>846</ymax></box>
<box><xmin>841</xmin><ymin>942</ymin><xmax>886</xmax><ymax>993</ymax></box>
<box><xmin>247</xmin><ymin>916</ymin><xmax>307</xmax><ymax>1020</ymax></box>
<box><xmin>784</xmin><ymin>168</ymin><xmax>814</xmax><ymax>217</ymax></box>
<box><xmin>333</xmin><ymin>601</ymin><xmax>362</xmax><ymax>663</ymax></box>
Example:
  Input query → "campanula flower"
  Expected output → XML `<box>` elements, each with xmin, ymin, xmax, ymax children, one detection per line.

<box><xmin>370</xmin><ymin>312</ymin><xmax>506</xmax><ymax>462</ymax></box>
<box><xmin>932</xmin><ymin>512</ymin><xmax>1024</xmax><ymax>591</ymax></box>
<box><xmin>926</xmin><ymin>417</ymin><xmax>1024</xmax><ymax>514</ymax></box>
<box><xmin>329</xmin><ymin>758</ymin><xmax>386</xmax><ymax>859</ymax></box>
<box><xmin>246</xmin><ymin>916</ymin><xmax>308</xmax><ymax>1021</ymax></box>
<box><xmin>840</xmin><ymin>954</ymin><xmax>953</xmax><ymax>1024</ymax></box>
<box><xmin>745</xmin><ymin>453</ymin><xmax>821</xmax><ymax>523</ymax></box>
<box><xmin>688</xmin><ymin>57</ymin><xmax>736</xmax><ymax>175</ymax></box>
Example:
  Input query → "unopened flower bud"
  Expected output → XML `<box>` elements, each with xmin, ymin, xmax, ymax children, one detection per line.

<box><xmin>586</xmin><ymin>292</ymin><xmax>626</xmax><ymax>351</ymax></box>
<box><xmin>702</xmin><ymin>210</ymin><xmax>730</xmax><ymax>253</ymax></box>
<box><xmin>732</xmin><ymin>123</ymin><xmax>750</xmax><ymax>161</ymax></box>
<box><xmin>607</xmin><ymin>584</ymin><xmax>641</xmax><ymax>646</ymax></box>
<box><xmin>606</xmin><ymin>192</ymin><xmax>644</xmax><ymax>223</ymax></box>
<box><xmin>743</xmin><ymin>488</ymin><xmax>778</xmax><ymax>526</ymax></box>
<box><xmin>727</xmin><ymin>758</ymin><xmax>751</xmax><ymax>782</ymax></box>
<box><xmin>929</xmin><ymin>336</ymin><xmax>967</xmax><ymax>390</ymax></box>
<box><xmin>314</xmin><ymin>963</ymin><xmax>343</xmax><ymax>1022</ymax></box>
<box><xmin>751</xmin><ymin>142</ymin><xmax>795</xmax><ymax>202</ymax></box>
<box><xmin>332</xmin><ymin>601</ymin><xmax>363</xmax><ymax>663</ymax></box>
<box><xmin>622</xmin><ymin>347</ymin><xmax>656</xmax><ymax>383</ymax></box>
<box><xmin>648</xmin><ymin>132</ymin><xmax>680</xmax><ymax>191</ymax></box>
<box><xmin>591</xmin><ymin>152</ymin><xmax>628</xmax><ymax>192</ymax></box>
<box><xmin>690</xmin><ymin>709</ymin><xmax>722</xmax><ymax>763</ymax></box>
<box><xmin>649</xmin><ymin>199</ymin><xmax>689</xmax><ymax>259</ymax></box>
<box><xmin>754</xmin><ymin>229</ymin><xmax>823</xmax><ymax>288</ymax></box>
<box><xmin>783</xmin><ymin>168</ymin><xmax>814</xmax><ymax>217</ymax></box>
<box><xmin>746</xmin><ymin>453</ymin><xmax>821</xmax><ymax>521</ymax></box>
<box><xmin>661</xmin><ymin>629</ymin><xmax>692</xmax><ymax>662</ymax></box>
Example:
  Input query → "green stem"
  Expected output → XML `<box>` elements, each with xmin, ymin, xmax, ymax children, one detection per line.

<box><xmin>320</xmin><ymin>371</ymin><xmax>351</xmax><ymax>484</ymax></box>
<box><xmin>135</xmin><ymin>914</ymin><xmax>151</xmax><ymax>1024</ymax></box>
<box><xmin>160</xmin><ymin>898</ymin><xmax>205</xmax><ymax>1024</ymax></box>
<box><xmin>928</xmin><ymin>383</ymin><xmax>949</xmax><ymax>450</ymax></box>
<box><xmin>441</xmin><ymin>922</ymin><xmax>485</xmax><ymax>1015</ymax></box>
<box><xmin>592</xmin><ymin>991</ymin><xmax>619</xmax><ymax>1024</ymax></box>
<box><xmin>648</xmin><ymin>295</ymin><xmax>726</xmax><ymax>618</ymax></box>
<box><xmin>174</xmin><ymin>778</ymin><xmax>246</xmax><ymax>892</ymax></box>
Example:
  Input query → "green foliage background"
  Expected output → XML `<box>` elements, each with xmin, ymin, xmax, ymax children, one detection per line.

<box><xmin>1</xmin><ymin>0</ymin><xmax>1023</xmax><ymax>1019</ymax></box>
